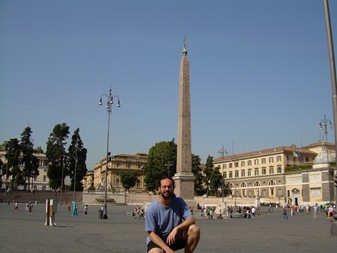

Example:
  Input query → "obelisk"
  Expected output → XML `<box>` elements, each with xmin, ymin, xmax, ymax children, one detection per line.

<box><xmin>173</xmin><ymin>37</ymin><xmax>195</xmax><ymax>201</ymax></box>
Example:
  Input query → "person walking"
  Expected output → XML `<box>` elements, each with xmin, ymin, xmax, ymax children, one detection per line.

<box><xmin>283</xmin><ymin>208</ymin><xmax>288</xmax><ymax>220</ymax></box>
<box><xmin>313</xmin><ymin>205</ymin><xmax>318</xmax><ymax>220</ymax></box>
<box><xmin>145</xmin><ymin>176</ymin><xmax>200</xmax><ymax>253</ymax></box>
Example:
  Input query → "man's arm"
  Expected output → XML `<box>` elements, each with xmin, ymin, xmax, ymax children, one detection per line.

<box><xmin>166</xmin><ymin>217</ymin><xmax>195</xmax><ymax>245</ymax></box>
<box><xmin>148</xmin><ymin>231</ymin><xmax>174</xmax><ymax>253</ymax></box>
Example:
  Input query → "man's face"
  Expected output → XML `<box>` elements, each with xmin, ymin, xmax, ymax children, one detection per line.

<box><xmin>159</xmin><ymin>178</ymin><xmax>174</xmax><ymax>199</ymax></box>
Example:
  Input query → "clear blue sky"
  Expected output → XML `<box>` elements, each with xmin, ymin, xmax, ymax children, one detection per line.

<box><xmin>1</xmin><ymin>0</ymin><xmax>336</xmax><ymax>170</ymax></box>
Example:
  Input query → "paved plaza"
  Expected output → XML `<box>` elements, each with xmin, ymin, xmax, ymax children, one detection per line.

<box><xmin>0</xmin><ymin>202</ymin><xmax>336</xmax><ymax>253</ymax></box>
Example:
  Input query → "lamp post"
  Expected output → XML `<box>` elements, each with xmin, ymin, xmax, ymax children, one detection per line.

<box><xmin>319</xmin><ymin>114</ymin><xmax>333</xmax><ymax>203</ymax></box>
<box><xmin>73</xmin><ymin>136</ymin><xmax>78</xmax><ymax>203</ymax></box>
<box><xmin>218</xmin><ymin>145</ymin><xmax>228</xmax><ymax>203</ymax></box>
<box><xmin>99</xmin><ymin>88</ymin><xmax>120</xmax><ymax>219</ymax></box>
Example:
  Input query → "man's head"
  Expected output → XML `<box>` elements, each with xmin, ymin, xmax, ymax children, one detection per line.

<box><xmin>158</xmin><ymin>176</ymin><xmax>175</xmax><ymax>200</ymax></box>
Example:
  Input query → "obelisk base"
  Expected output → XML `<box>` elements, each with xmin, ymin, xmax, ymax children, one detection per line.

<box><xmin>173</xmin><ymin>172</ymin><xmax>197</xmax><ymax>210</ymax></box>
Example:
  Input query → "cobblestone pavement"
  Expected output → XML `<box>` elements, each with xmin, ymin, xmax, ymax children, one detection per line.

<box><xmin>0</xmin><ymin>202</ymin><xmax>336</xmax><ymax>253</ymax></box>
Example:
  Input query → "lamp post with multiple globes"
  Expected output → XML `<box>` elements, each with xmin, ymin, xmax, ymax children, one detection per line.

<box><xmin>99</xmin><ymin>88</ymin><xmax>120</xmax><ymax>219</ymax></box>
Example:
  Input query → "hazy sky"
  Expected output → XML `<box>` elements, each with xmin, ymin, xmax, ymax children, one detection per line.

<box><xmin>1</xmin><ymin>0</ymin><xmax>336</xmax><ymax>170</ymax></box>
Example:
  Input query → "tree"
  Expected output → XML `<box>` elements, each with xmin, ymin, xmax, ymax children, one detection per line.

<box><xmin>144</xmin><ymin>139</ymin><xmax>177</xmax><ymax>192</ymax></box>
<box><xmin>192</xmin><ymin>154</ymin><xmax>205</xmax><ymax>196</ymax></box>
<box><xmin>120</xmin><ymin>170</ymin><xmax>138</xmax><ymax>191</ymax></box>
<box><xmin>20</xmin><ymin>126</ymin><xmax>39</xmax><ymax>190</ymax></box>
<box><xmin>46</xmin><ymin>123</ymin><xmax>70</xmax><ymax>190</ymax></box>
<box><xmin>4</xmin><ymin>139</ymin><xmax>21</xmax><ymax>190</ymax></box>
<box><xmin>203</xmin><ymin>156</ymin><xmax>222</xmax><ymax>196</ymax></box>
<box><xmin>203</xmin><ymin>155</ymin><xmax>213</xmax><ymax>196</ymax></box>
<box><xmin>67</xmin><ymin>128</ymin><xmax>87</xmax><ymax>191</ymax></box>
<box><xmin>210</xmin><ymin>166</ymin><xmax>222</xmax><ymax>197</ymax></box>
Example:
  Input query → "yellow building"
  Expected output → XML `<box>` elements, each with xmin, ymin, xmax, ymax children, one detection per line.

<box><xmin>92</xmin><ymin>153</ymin><xmax>147</xmax><ymax>193</ymax></box>
<box><xmin>0</xmin><ymin>151</ymin><xmax>50</xmax><ymax>191</ymax></box>
<box><xmin>213</xmin><ymin>141</ymin><xmax>336</xmax><ymax>206</ymax></box>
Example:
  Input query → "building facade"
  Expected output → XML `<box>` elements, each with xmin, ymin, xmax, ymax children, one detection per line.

<box><xmin>0</xmin><ymin>151</ymin><xmax>51</xmax><ymax>191</ymax></box>
<box><xmin>91</xmin><ymin>153</ymin><xmax>147</xmax><ymax>193</ymax></box>
<box><xmin>213</xmin><ymin>141</ymin><xmax>336</xmax><ymax>206</ymax></box>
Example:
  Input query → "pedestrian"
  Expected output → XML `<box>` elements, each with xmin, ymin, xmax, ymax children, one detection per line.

<box><xmin>290</xmin><ymin>206</ymin><xmax>295</xmax><ymax>216</ymax></box>
<box><xmin>84</xmin><ymin>205</ymin><xmax>88</xmax><ymax>215</ymax></box>
<box><xmin>283</xmin><ymin>208</ymin><xmax>288</xmax><ymax>220</ymax></box>
<box><xmin>14</xmin><ymin>201</ymin><xmax>18</xmax><ymax>212</ymax></box>
<box><xmin>314</xmin><ymin>205</ymin><xmax>318</xmax><ymax>220</ymax></box>
<box><xmin>145</xmin><ymin>176</ymin><xmax>200</xmax><ymax>253</ymax></box>
<box><xmin>28</xmin><ymin>202</ymin><xmax>32</xmax><ymax>214</ymax></box>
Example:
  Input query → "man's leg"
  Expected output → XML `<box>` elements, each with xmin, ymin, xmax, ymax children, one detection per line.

<box><xmin>184</xmin><ymin>224</ymin><xmax>200</xmax><ymax>253</ymax></box>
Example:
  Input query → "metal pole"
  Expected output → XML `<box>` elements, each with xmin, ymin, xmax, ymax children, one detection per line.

<box><xmin>323</xmin><ymin>0</ymin><xmax>337</xmax><ymax>234</ymax></box>
<box><xmin>73</xmin><ymin>138</ymin><xmax>78</xmax><ymax>202</ymax></box>
<box><xmin>99</xmin><ymin>88</ymin><xmax>120</xmax><ymax>220</ymax></box>
<box><xmin>218</xmin><ymin>145</ymin><xmax>228</xmax><ymax>203</ymax></box>
<box><xmin>103</xmin><ymin>106</ymin><xmax>111</xmax><ymax>219</ymax></box>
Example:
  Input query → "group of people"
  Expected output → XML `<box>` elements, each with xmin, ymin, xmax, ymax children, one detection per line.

<box><xmin>133</xmin><ymin>205</ymin><xmax>145</xmax><ymax>219</ymax></box>
<box><xmin>282</xmin><ymin>203</ymin><xmax>336</xmax><ymax>221</ymax></box>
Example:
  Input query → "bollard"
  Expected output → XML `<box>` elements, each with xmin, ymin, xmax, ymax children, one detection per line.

<box><xmin>44</xmin><ymin>198</ymin><xmax>57</xmax><ymax>226</ymax></box>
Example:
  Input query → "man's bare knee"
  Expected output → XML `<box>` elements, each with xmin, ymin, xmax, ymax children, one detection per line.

<box><xmin>187</xmin><ymin>224</ymin><xmax>200</xmax><ymax>236</ymax></box>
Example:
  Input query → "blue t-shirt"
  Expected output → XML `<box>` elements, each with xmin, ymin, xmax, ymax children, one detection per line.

<box><xmin>145</xmin><ymin>197</ymin><xmax>192</xmax><ymax>245</ymax></box>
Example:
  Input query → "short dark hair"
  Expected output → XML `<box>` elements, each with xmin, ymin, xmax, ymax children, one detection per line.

<box><xmin>158</xmin><ymin>175</ymin><xmax>175</xmax><ymax>188</ymax></box>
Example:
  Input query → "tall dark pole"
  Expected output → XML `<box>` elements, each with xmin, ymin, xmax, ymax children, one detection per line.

<box><xmin>319</xmin><ymin>114</ymin><xmax>333</xmax><ymax>203</ymax></box>
<box><xmin>323</xmin><ymin>0</ymin><xmax>337</xmax><ymax>234</ymax></box>
<box><xmin>99</xmin><ymin>88</ymin><xmax>120</xmax><ymax>219</ymax></box>
<box><xmin>218</xmin><ymin>145</ymin><xmax>228</xmax><ymax>203</ymax></box>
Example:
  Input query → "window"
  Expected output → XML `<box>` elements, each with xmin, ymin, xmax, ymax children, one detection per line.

<box><xmin>235</xmin><ymin>170</ymin><xmax>239</xmax><ymax>178</ymax></box>
<box><xmin>268</xmin><ymin>180</ymin><xmax>276</xmax><ymax>186</ymax></box>
<box><xmin>116</xmin><ymin>163</ymin><xmax>120</xmax><ymax>167</ymax></box>
<box><xmin>116</xmin><ymin>179</ymin><xmax>120</xmax><ymax>187</ymax></box>
<box><xmin>261</xmin><ymin>158</ymin><xmax>266</xmax><ymax>164</ymax></box>
<box><xmin>254</xmin><ymin>181</ymin><xmax>260</xmax><ymax>187</ymax></box>
<box><xmin>229</xmin><ymin>171</ymin><xmax>233</xmax><ymax>178</ymax></box>
<box><xmin>229</xmin><ymin>163</ymin><xmax>233</xmax><ymax>169</ymax></box>
<box><xmin>223</xmin><ymin>172</ymin><xmax>227</xmax><ymax>179</ymax></box>
<box><xmin>269</xmin><ymin>166</ymin><xmax>274</xmax><ymax>174</ymax></box>
<box><xmin>235</xmin><ymin>161</ymin><xmax>239</xmax><ymax>168</ymax></box>
<box><xmin>127</xmin><ymin>163</ymin><xmax>131</xmax><ymax>169</ymax></box>
<box><xmin>269</xmin><ymin>157</ymin><xmax>274</xmax><ymax>163</ymax></box>
<box><xmin>254</xmin><ymin>159</ymin><xmax>259</xmax><ymax>165</ymax></box>
<box><xmin>254</xmin><ymin>168</ymin><xmax>259</xmax><ymax>176</ymax></box>
<box><xmin>43</xmin><ymin>176</ymin><xmax>47</xmax><ymax>182</ymax></box>
<box><xmin>248</xmin><ymin>169</ymin><xmax>252</xmax><ymax>177</ymax></box>
<box><xmin>224</xmin><ymin>164</ymin><xmax>227</xmax><ymax>169</ymax></box>
<box><xmin>241</xmin><ymin>161</ymin><xmax>245</xmax><ymax>167</ymax></box>
<box><xmin>241</xmin><ymin>182</ymin><xmax>246</xmax><ymax>187</ymax></box>
<box><xmin>42</xmin><ymin>186</ymin><xmax>46</xmax><ymax>191</ymax></box>
<box><xmin>262</xmin><ymin>167</ymin><xmax>266</xmax><ymax>175</ymax></box>
<box><xmin>248</xmin><ymin>160</ymin><xmax>252</xmax><ymax>166</ymax></box>
<box><xmin>241</xmin><ymin>170</ymin><xmax>245</xmax><ymax>177</ymax></box>
<box><xmin>136</xmin><ymin>180</ymin><xmax>140</xmax><ymax>188</ymax></box>
<box><xmin>277</xmin><ymin>166</ymin><xmax>282</xmax><ymax>173</ymax></box>
<box><xmin>277</xmin><ymin>155</ymin><xmax>282</xmax><ymax>162</ymax></box>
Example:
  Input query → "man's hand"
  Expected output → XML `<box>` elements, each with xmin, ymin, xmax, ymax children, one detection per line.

<box><xmin>166</xmin><ymin>227</ymin><xmax>178</xmax><ymax>245</ymax></box>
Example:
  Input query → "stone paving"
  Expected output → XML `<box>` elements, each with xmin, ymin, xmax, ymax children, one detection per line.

<box><xmin>0</xmin><ymin>202</ymin><xmax>336</xmax><ymax>253</ymax></box>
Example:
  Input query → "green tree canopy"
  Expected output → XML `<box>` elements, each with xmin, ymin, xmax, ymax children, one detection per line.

<box><xmin>46</xmin><ymin>123</ymin><xmax>70</xmax><ymax>190</ymax></box>
<box><xmin>192</xmin><ymin>154</ymin><xmax>205</xmax><ymax>196</ymax></box>
<box><xmin>120</xmin><ymin>170</ymin><xmax>138</xmax><ymax>191</ymax></box>
<box><xmin>20</xmin><ymin>126</ymin><xmax>39</xmax><ymax>190</ymax></box>
<box><xmin>144</xmin><ymin>139</ymin><xmax>177</xmax><ymax>192</ymax></box>
<box><xmin>4</xmin><ymin>138</ymin><xmax>21</xmax><ymax>190</ymax></box>
<box><xmin>67</xmin><ymin>128</ymin><xmax>87</xmax><ymax>191</ymax></box>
